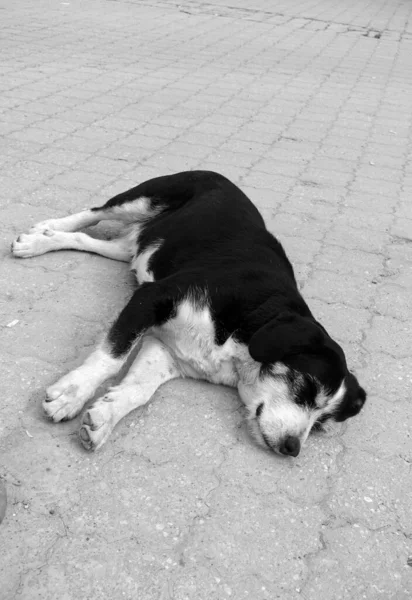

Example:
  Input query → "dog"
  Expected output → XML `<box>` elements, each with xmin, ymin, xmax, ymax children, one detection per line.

<box><xmin>11</xmin><ymin>170</ymin><xmax>366</xmax><ymax>455</ymax></box>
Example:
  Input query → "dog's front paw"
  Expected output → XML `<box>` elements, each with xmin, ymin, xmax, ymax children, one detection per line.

<box><xmin>43</xmin><ymin>371</ymin><xmax>96</xmax><ymax>422</ymax></box>
<box><xmin>11</xmin><ymin>230</ymin><xmax>55</xmax><ymax>258</ymax></box>
<box><xmin>79</xmin><ymin>398</ymin><xmax>114</xmax><ymax>451</ymax></box>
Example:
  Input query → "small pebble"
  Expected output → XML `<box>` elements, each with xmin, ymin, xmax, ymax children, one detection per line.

<box><xmin>6</xmin><ymin>319</ymin><xmax>19</xmax><ymax>328</ymax></box>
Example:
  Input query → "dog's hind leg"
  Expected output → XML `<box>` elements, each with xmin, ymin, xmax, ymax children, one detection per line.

<box><xmin>30</xmin><ymin>179</ymin><xmax>167</xmax><ymax>235</ymax></box>
<box><xmin>26</xmin><ymin>170</ymin><xmax>218</xmax><ymax>239</ymax></box>
<box><xmin>27</xmin><ymin>186</ymin><xmax>158</xmax><ymax>235</ymax></box>
<box><xmin>79</xmin><ymin>336</ymin><xmax>180</xmax><ymax>450</ymax></box>
<box><xmin>29</xmin><ymin>200</ymin><xmax>149</xmax><ymax>234</ymax></box>
<box><xmin>11</xmin><ymin>229</ymin><xmax>132</xmax><ymax>261</ymax></box>
<box><xmin>30</xmin><ymin>210</ymin><xmax>102</xmax><ymax>234</ymax></box>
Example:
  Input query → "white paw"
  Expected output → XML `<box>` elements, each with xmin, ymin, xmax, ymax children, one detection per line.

<box><xmin>29</xmin><ymin>219</ymin><xmax>62</xmax><ymax>234</ymax></box>
<box><xmin>79</xmin><ymin>398</ymin><xmax>114</xmax><ymax>451</ymax></box>
<box><xmin>43</xmin><ymin>371</ymin><xmax>96</xmax><ymax>422</ymax></box>
<box><xmin>11</xmin><ymin>230</ymin><xmax>55</xmax><ymax>258</ymax></box>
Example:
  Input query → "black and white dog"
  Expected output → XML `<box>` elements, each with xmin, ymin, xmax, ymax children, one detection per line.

<box><xmin>11</xmin><ymin>171</ymin><xmax>366</xmax><ymax>455</ymax></box>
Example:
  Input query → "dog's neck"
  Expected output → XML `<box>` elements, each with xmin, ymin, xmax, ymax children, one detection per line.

<box><xmin>233</xmin><ymin>345</ymin><xmax>261</xmax><ymax>386</ymax></box>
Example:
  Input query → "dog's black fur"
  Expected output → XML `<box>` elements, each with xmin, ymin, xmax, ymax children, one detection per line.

<box><xmin>101</xmin><ymin>170</ymin><xmax>366</xmax><ymax>423</ymax></box>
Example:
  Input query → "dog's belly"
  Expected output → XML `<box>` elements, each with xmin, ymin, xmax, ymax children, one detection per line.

<box><xmin>151</xmin><ymin>300</ymin><xmax>239</xmax><ymax>387</ymax></box>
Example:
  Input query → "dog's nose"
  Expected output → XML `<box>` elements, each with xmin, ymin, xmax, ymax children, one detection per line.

<box><xmin>279</xmin><ymin>436</ymin><xmax>300</xmax><ymax>457</ymax></box>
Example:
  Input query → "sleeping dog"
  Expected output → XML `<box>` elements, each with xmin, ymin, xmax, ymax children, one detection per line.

<box><xmin>11</xmin><ymin>171</ymin><xmax>366</xmax><ymax>455</ymax></box>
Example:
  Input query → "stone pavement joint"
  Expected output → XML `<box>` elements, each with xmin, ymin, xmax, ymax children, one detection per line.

<box><xmin>0</xmin><ymin>0</ymin><xmax>412</xmax><ymax>598</ymax></box>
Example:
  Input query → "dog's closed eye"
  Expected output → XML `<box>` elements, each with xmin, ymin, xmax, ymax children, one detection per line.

<box><xmin>295</xmin><ymin>376</ymin><xmax>318</xmax><ymax>407</ymax></box>
<box><xmin>255</xmin><ymin>403</ymin><xmax>264</xmax><ymax>418</ymax></box>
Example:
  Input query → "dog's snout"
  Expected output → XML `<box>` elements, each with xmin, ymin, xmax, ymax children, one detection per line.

<box><xmin>279</xmin><ymin>435</ymin><xmax>300</xmax><ymax>457</ymax></box>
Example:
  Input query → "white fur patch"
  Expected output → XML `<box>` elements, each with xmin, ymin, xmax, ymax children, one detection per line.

<box><xmin>43</xmin><ymin>344</ymin><xmax>125</xmax><ymax>422</ymax></box>
<box><xmin>152</xmin><ymin>298</ymin><xmax>240</xmax><ymax>386</ymax></box>
<box><xmin>240</xmin><ymin>371</ymin><xmax>313</xmax><ymax>452</ymax></box>
<box><xmin>131</xmin><ymin>242</ymin><xmax>161</xmax><ymax>284</ymax></box>
<box><xmin>110</xmin><ymin>197</ymin><xmax>156</xmax><ymax>223</ymax></box>
<box><xmin>79</xmin><ymin>336</ymin><xmax>180</xmax><ymax>450</ymax></box>
<box><xmin>322</xmin><ymin>379</ymin><xmax>346</xmax><ymax>412</ymax></box>
<box><xmin>247</xmin><ymin>378</ymin><xmax>348</xmax><ymax>452</ymax></box>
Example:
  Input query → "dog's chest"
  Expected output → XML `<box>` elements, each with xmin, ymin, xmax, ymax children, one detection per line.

<box><xmin>152</xmin><ymin>300</ymin><xmax>239</xmax><ymax>386</ymax></box>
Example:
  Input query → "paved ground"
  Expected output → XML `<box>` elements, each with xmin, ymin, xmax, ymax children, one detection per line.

<box><xmin>1</xmin><ymin>0</ymin><xmax>412</xmax><ymax>598</ymax></box>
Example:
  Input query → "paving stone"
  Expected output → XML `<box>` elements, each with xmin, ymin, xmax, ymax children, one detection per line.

<box><xmin>309</xmin><ymin>299</ymin><xmax>370</xmax><ymax>344</ymax></box>
<box><xmin>313</xmin><ymin>245</ymin><xmax>383</xmax><ymax>278</ymax></box>
<box><xmin>267</xmin><ymin>211</ymin><xmax>327</xmax><ymax>241</ymax></box>
<box><xmin>373</xmin><ymin>282</ymin><xmax>412</xmax><ymax>320</ymax></box>
<box><xmin>364</xmin><ymin>315</ymin><xmax>411</xmax><ymax>357</ymax></box>
<box><xmin>360</xmin><ymin>353</ymin><xmax>412</xmax><ymax>405</ymax></box>
<box><xmin>324</xmin><ymin>224</ymin><xmax>391</xmax><ymax>254</ymax></box>
<box><xmin>325</xmin><ymin>448</ymin><xmax>411</xmax><ymax>534</ymax></box>
<box><xmin>303</xmin><ymin>525</ymin><xmax>411</xmax><ymax>600</ymax></box>
<box><xmin>302</xmin><ymin>269</ymin><xmax>376</xmax><ymax>309</ymax></box>
<box><xmin>1</xmin><ymin>0</ymin><xmax>412</xmax><ymax>597</ymax></box>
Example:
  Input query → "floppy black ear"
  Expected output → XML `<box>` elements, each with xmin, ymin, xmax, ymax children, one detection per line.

<box><xmin>333</xmin><ymin>373</ymin><xmax>367</xmax><ymax>422</ymax></box>
<box><xmin>248</xmin><ymin>313</ymin><xmax>325</xmax><ymax>364</ymax></box>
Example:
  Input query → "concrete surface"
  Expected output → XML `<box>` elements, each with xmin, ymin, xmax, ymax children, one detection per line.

<box><xmin>0</xmin><ymin>0</ymin><xmax>412</xmax><ymax>598</ymax></box>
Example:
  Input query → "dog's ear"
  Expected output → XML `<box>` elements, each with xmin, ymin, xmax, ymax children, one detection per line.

<box><xmin>333</xmin><ymin>373</ymin><xmax>367</xmax><ymax>422</ymax></box>
<box><xmin>248</xmin><ymin>313</ymin><xmax>325</xmax><ymax>364</ymax></box>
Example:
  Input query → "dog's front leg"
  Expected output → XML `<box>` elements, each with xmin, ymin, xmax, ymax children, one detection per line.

<box><xmin>44</xmin><ymin>279</ymin><xmax>185</xmax><ymax>423</ymax></box>
<box><xmin>43</xmin><ymin>343</ymin><xmax>128</xmax><ymax>422</ymax></box>
<box><xmin>79</xmin><ymin>335</ymin><xmax>180</xmax><ymax>450</ymax></box>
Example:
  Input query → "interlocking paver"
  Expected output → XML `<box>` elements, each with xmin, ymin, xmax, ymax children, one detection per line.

<box><xmin>1</xmin><ymin>0</ymin><xmax>412</xmax><ymax>598</ymax></box>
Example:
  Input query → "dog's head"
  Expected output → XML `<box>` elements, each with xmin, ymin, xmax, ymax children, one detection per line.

<box><xmin>239</xmin><ymin>311</ymin><xmax>366</xmax><ymax>457</ymax></box>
